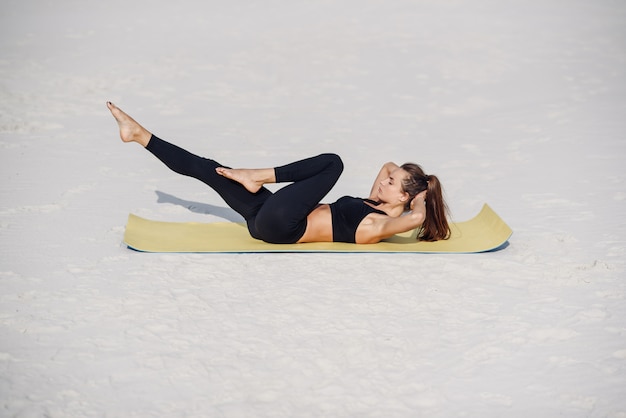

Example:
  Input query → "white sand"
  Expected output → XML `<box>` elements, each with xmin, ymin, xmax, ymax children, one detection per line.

<box><xmin>1</xmin><ymin>0</ymin><xmax>625</xmax><ymax>416</ymax></box>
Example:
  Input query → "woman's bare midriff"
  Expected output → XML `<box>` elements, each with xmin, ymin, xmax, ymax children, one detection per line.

<box><xmin>297</xmin><ymin>204</ymin><xmax>334</xmax><ymax>243</ymax></box>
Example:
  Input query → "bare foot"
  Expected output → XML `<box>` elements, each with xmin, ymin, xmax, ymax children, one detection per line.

<box><xmin>215</xmin><ymin>167</ymin><xmax>274</xmax><ymax>193</ymax></box>
<box><xmin>106</xmin><ymin>101</ymin><xmax>152</xmax><ymax>147</ymax></box>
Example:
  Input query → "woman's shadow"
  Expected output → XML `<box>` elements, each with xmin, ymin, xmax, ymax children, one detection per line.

<box><xmin>155</xmin><ymin>191</ymin><xmax>243</xmax><ymax>222</ymax></box>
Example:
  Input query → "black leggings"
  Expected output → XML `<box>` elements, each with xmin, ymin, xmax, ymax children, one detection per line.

<box><xmin>146</xmin><ymin>135</ymin><xmax>343</xmax><ymax>243</ymax></box>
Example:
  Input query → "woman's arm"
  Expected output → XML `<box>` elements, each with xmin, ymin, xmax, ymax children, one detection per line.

<box><xmin>357</xmin><ymin>191</ymin><xmax>427</xmax><ymax>243</ymax></box>
<box><xmin>368</xmin><ymin>162</ymin><xmax>400</xmax><ymax>199</ymax></box>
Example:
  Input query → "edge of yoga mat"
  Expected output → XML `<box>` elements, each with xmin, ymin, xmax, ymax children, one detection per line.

<box><xmin>123</xmin><ymin>204</ymin><xmax>512</xmax><ymax>253</ymax></box>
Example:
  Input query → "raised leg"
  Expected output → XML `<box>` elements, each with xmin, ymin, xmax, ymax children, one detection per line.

<box><xmin>106</xmin><ymin>102</ymin><xmax>272</xmax><ymax>221</ymax></box>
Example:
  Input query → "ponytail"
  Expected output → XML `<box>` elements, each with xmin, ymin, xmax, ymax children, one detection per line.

<box><xmin>400</xmin><ymin>164</ymin><xmax>451</xmax><ymax>242</ymax></box>
<box><xmin>421</xmin><ymin>174</ymin><xmax>450</xmax><ymax>241</ymax></box>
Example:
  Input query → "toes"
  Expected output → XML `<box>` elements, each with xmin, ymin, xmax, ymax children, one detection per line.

<box><xmin>215</xmin><ymin>167</ymin><xmax>229</xmax><ymax>177</ymax></box>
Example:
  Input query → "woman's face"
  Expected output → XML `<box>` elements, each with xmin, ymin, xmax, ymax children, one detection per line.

<box><xmin>377</xmin><ymin>168</ymin><xmax>410</xmax><ymax>204</ymax></box>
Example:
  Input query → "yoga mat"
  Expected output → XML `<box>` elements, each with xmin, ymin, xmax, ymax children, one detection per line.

<box><xmin>123</xmin><ymin>204</ymin><xmax>512</xmax><ymax>253</ymax></box>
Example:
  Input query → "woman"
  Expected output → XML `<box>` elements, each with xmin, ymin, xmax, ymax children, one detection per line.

<box><xmin>107</xmin><ymin>102</ymin><xmax>450</xmax><ymax>244</ymax></box>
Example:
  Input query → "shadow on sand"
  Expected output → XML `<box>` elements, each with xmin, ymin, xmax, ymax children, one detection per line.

<box><xmin>155</xmin><ymin>191</ymin><xmax>243</xmax><ymax>222</ymax></box>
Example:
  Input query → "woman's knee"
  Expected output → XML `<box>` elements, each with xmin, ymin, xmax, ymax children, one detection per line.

<box><xmin>321</xmin><ymin>153</ymin><xmax>344</xmax><ymax>175</ymax></box>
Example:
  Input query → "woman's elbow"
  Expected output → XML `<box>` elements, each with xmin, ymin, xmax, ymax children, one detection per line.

<box><xmin>411</xmin><ymin>211</ymin><xmax>425</xmax><ymax>228</ymax></box>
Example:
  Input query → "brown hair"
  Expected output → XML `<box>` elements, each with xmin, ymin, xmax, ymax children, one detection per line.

<box><xmin>400</xmin><ymin>163</ymin><xmax>451</xmax><ymax>241</ymax></box>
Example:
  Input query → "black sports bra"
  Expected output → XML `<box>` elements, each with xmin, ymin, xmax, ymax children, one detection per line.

<box><xmin>329</xmin><ymin>196</ymin><xmax>387</xmax><ymax>243</ymax></box>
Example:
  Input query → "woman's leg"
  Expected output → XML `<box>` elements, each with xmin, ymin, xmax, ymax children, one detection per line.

<box><xmin>253</xmin><ymin>153</ymin><xmax>344</xmax><ymax>243</ymax></box>
<box><xmin>145</xmin><ymin>135</ymin><xmax>272</xmax><ymax>221</ymax></box>
<box><xmin>107</xmin><ymin>102</ymin><xmax>272</xmax><ymax>223</ymax></box>
<box><xmin>215</xmin><ymin>154</ymin><xmax>344</xmax><ymax>243</ymax></box>
<box><xmin>108</xmin><ymin>102</ymin><xmax>343</xmax><ymax>243</ymax></box>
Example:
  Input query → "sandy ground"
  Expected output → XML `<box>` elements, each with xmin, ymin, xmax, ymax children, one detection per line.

<box><xmin>1</xmin><ymin>0</ymin><xmax>625</xmax><ymax>416</ymax></box>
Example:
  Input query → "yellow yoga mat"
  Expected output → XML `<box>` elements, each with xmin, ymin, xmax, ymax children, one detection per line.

<box><xmin>123</xmin><ymin>204</ymin><xmax>512</xmax><ymax>253</ymax></box>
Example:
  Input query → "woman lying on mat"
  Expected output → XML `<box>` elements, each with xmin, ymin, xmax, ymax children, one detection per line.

<box><xmin>107</xmin><ymin>102</ymin><xmax>450</xmax><ymax>244</ymax></box>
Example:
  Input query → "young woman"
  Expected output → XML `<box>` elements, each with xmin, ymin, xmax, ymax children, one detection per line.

<box><xmin>107</xmin><ymin>102</ymin><xmax>450</xmax><ymax>244</ymax></box>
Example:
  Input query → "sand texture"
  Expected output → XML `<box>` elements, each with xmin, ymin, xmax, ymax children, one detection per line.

<box><xmin>1</xmin><ymin>0</ymin><xmax>625</xmax><ymax>416</ymax></box>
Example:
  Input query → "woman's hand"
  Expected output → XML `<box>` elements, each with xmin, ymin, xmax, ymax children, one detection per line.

<box><xmin>410</xmin><ymin>190</ymin><xmax>427</xmax><ymax>210</ymax></box>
